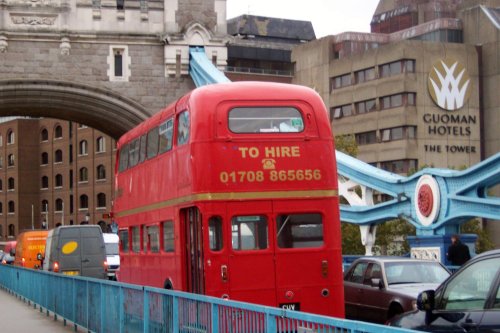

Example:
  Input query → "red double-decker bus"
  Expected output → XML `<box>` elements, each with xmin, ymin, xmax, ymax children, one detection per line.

<box><xmin>114</xmin><ymin>82</ymin><xmax>343</xmax><ymax>317</ymax></box>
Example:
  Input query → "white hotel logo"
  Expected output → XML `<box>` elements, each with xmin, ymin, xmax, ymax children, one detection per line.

<box><xmin>428</xmin><ymin>58</ymin><xmax>471</xmax><ymax>111</ymax></box>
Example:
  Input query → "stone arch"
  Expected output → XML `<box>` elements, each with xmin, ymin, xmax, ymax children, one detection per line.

<box><xmin>185</xmin><ymin>22</ymin><xmax>213</xmax><ymax>46</ymax></box>
<box><xmin>0</xmin><ymin>79</ymin><xmax>151</xmax><ymax>140</ymax></box>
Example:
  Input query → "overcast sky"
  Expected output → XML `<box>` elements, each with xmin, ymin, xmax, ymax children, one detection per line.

<box><xmin>226</xmin><ymin>0</ymin><xmax>380</xmax><ymax>38</ymax></box>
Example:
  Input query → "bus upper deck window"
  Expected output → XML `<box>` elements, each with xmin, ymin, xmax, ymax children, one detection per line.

<box><xmin>118</xmin><ymin>144</ymin><xmax>129</xmax><ymax>172</ymax></box>
<box><xmin>159</xmin><ymin>119</ymin><xmax>174</xmax><ymax>154</ymax></box>
<box><xmin>177</xmin><ymin>111</ymin><xmax>190</xmax><ymax>145</ymax></box>
<box><xmin>229</xmin><ymin>107</ymin><xmax>304</xmax><ymax>134</ymax></box>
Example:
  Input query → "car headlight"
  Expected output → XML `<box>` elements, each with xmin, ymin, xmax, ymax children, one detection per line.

<box><xmin>411</xmin><ymin>299</ymin><xmax>417</xmax><ymax>310</ymax></box>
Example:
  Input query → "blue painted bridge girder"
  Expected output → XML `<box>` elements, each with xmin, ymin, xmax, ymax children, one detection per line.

<box><xmin>189</xmin><ymin>47</ymin><xmax>230</xmax><ymax>87</ymax></box>
<box><xmin>337</xmin><ymin>150</ymin><xmax>500</xmax><ymax>235</ymax></box>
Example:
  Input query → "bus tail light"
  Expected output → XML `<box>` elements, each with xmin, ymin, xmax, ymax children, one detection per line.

<box><xmin>321</xmin><ymin>260</ymin><xmax>328</xmax><ymax>278</ymax></box>
<box><xmin>221</xmin><ymin>265</ymin><xmax>228</xmax><ymax>282</ymax></box>
<box><xmin>53</xmin><ymin>262</ymin><xmax>59</xmax><ymax>272</ymax></box>
<box><xmin>21</xmin><ymin>258</ymin><xmax>26</xmax><ymax>267</ymax></box>
<box><xmin>104</xmin><ymin>261</ymin><xmax>108</xmax><ymax>272</ymax></box>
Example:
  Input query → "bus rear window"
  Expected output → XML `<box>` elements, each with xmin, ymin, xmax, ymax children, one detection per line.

<box><xmin>232</xmin><ymin>215</ymin><xmax>268</xmax><ymax>251</ymax></box>
<box><xmin>229</xmin><ymin>107</ymin><xmax>304</xmax><ymax>133</ymax></box>
<box><xmin>276</xmin><ymin>213</ymin><xmax>324</xmax><ymax>249</ymax></box>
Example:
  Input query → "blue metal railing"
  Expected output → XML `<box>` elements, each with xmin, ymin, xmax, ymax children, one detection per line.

<box><xmin>0</xmin><ymin>264</ymin><xmax>418</xmax><ymax>333</ymax></box>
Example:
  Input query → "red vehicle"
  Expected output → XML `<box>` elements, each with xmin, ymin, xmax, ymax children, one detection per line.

<box><xmin>113</xmin><ymin>82</ymin><xmax>343</xmax><ymax>317</ymax></box>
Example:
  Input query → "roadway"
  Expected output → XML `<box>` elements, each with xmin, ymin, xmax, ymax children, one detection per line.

<box><xmin>0</xmin><ymin>288</ymin><xmax>81</xmax><ymax>332</ymax></box>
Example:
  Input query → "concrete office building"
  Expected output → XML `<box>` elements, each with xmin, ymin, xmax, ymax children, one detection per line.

<box><xmin>292</xmin><ymin>0</ymin><xmax>499</xmax><ymax>242</ymax></box>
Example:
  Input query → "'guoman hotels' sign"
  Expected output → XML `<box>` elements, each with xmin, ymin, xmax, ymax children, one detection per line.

<box><xmin>424</xmin><ymin>57</ymin><xmax>476</xmax><ymax>154</ymax></box>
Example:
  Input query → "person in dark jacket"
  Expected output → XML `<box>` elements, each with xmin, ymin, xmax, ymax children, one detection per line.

<box><xmin>446</xmin><ymin>234</ymin><xmax>471</xmax><ymax>266</ymax></box>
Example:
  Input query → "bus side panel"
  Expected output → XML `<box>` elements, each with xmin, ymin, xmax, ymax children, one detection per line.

<box><xmin>273</xmin><ymin>199</ymin><xmax>344</xmax><ymax>317</ymax></box>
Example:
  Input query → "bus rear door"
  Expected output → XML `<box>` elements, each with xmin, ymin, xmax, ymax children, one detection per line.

<box><xmin>225</xmin><ymin>201</ymin><xmax>277</xmax><ymax>306</ymax></box>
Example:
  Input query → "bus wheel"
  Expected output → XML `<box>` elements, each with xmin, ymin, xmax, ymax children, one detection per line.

<box><xmin>164</xmin><ymin>279</ymin><xmax>174</xmax><ymax>290</ymax></box>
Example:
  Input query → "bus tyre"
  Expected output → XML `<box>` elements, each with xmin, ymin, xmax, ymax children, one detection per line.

<box><xmin>164</xmin><ymin>279</ymin><xmax>173</xmax><ymax>290</ymax></box>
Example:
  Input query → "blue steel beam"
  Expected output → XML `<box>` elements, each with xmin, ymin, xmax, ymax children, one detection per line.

<box><xmin>189</xmin><ymin>47</ymin><xmax>230</xmax><ymax>87</ymax></box>
<box><xmin>338</xmin><ymin>150</ymin><xmax>500</xmax><ymax>235</ymax></box>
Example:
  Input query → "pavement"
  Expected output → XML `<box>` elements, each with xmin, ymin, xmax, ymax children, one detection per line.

<box><xmin>0</xmin><ymin>288</ymin><xmax>81</xmax><ymax>332</ymax></box>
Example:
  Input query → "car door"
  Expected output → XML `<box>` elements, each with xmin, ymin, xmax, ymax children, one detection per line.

<box><xmin>344</xmin><ymin>261</ymin><xmax>369</xmax><ymax>320</ymax></box>
<box><xmin>428</xmin><ymin>256</ymin><xmax>500</xmax><ymax>333</ymax></box>
<box><xmin>357</xmin><ymin>263</ymin><xmax>391</xmax><ymax>323</ymax></box>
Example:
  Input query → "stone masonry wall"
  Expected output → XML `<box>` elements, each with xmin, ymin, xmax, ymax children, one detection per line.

<box><xmin>0</xmin><ymin>39</ymin><xmax>195</xmax><ymax>117</ymax></box>
<box><xmin>177</xmin><ymin>0</ymin><xmax>217</xmax><ymax>33</ymax></box>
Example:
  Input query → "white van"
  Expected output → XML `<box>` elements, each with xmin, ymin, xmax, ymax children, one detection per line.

<box><xmin>103</xmin><ymin>233</ymin><xmax>120</xmax><ymax>280</ymax></box>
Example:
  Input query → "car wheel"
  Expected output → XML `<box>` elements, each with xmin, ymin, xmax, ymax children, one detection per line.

<box><xmin>388</xmin><ymin>303</ymin><xmax>404</xmax><ymax>320</ymax></box>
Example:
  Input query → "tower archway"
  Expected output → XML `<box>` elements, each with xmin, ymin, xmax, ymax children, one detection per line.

<box><xmin>0</xmin><ymin>79</ymin><xmax>151</xmax><ymax>139</ymax></box>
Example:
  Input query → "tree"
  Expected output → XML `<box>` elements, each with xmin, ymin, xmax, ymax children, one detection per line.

<box><xmin>374</xmin><ymin>219</ymin><xmax>416</xmax><ymax>256</ymax></box>
<box><xmin>460</xmin><ymin>219</ymin><xmax>494</xmax><ymax>253</ymax></box>
<box><xmin>341</xmin><ymin>223</ymin><xmax>365</xmax><ymax>255</ymax></box>
<box><xmin>334</xmin><ymin>134</ymin><xmax>357</xmax><ymax>157</ymax></box>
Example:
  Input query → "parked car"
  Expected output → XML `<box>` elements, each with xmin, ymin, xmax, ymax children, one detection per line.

<box><xmin>344</xmin><ymin>257</ymin><xmax>451</xmax><ymax>324</ymax></box>
<box><xmin>388</xmin><ymin>249</ymin><xmax>500</xmax><ymax>332</ymax></box>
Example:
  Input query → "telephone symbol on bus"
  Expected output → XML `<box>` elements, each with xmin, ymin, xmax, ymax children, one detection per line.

<box><xmin>262</xmin><ymin>159</ymin><xmax>276</xmax><ymax>170</ymax></box>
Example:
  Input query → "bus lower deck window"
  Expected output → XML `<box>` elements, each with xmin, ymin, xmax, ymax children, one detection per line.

<box><xmin>276</xmin><ymin>213</ymin><xmax>324</xmax><ymax>248</ymax></box>
<box><xmin>231</xmin><ymin>216</ymin><xmax>268</xmax><ymax>250</ymax></box>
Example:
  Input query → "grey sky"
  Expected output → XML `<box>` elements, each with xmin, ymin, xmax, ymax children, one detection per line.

<box><xmin>226</xmin><ymin>0</ymin><xmax>380</xmax><ymax>38</ymax></box>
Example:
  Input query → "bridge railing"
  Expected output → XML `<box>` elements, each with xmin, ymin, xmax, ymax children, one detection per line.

<box><xmin>0</xmin><ymin>264</ymin><xmax>417</xmax><ymax>333</ymax></box>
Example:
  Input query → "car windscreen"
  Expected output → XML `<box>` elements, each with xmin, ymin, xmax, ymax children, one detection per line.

<box><xmin>385</xmin><ymin>261</ymin><xmax>450</xmax><ymax>285</ymax></box>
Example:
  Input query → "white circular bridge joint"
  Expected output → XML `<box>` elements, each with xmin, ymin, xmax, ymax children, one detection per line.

<box><xmin>414</xmin><ymin>175</ymin><xmax>441</xmax><ymax>226</ymax></box>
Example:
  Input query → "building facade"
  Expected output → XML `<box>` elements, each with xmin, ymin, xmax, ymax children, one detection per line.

<box><xmin>292</xmin><ymin>0</ymin><xmax>500</xmax><ymax>243</ymax></box>
<box><xmin>0</xmin><ymin>118</ymin><xmax>115</xmax><ymax>240</ymax></box>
